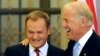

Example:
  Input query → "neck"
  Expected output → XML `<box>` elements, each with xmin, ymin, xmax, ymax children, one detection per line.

<box><xmin>76</xmin><ymin>26</ymin><xmax>92</xmax><ymax>41</ymax></box>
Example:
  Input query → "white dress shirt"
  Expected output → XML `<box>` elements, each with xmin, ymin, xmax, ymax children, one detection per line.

<box><xmin>29</xmin><ymin>41</ymin><xmax>48</xmax><ymax>56</ymax></box>
<box><xmin>76</xmin><ymin>28</ymin><xmax>93</xmax><ymax>56</ymax></box>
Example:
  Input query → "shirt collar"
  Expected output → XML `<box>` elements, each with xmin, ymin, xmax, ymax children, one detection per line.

<box><xmin>39</xmin><ymin>42</ymin><xmax>48</xmax><ymax>56</ymax></box>
<box><xmin>78</xmin><ymin>28</ymin><xmax>93</xmax><ymax>47</ymax></box>
<box><xmin>29</xmin><ymin>41</ymin><xmax>48</xmax><ymax>56</ymax></box>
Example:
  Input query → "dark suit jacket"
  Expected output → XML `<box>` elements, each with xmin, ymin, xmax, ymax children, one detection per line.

<box><xmin>65</xmin><ymin>31</ymin><xmax>100</xmax><ymax>56</ymax></box>
<box><xmin>4</xmin><ymin>43</ymin><xmax>65</xmax><ymax>56</ymax></box>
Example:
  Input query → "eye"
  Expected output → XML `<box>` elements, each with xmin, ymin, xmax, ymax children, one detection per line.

<box><xmin>37</xmin><ymin>31</ymin><xmax>43</xmax><ymax>34</ymax></box>
<box><xmin>28</xmin><ymin>30</ymin><xmax>34</xmax><ymax>34</ymax></box>
<box><xmin>63</xmin><ymin>19</ymin><xmax>68</xmax><ymax>23</ymax></box>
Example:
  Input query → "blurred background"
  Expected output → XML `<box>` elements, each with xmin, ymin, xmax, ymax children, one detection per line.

<box><xmin>0</xmin><ymin>0</ymin><xmax>100</xmax><ymax>56</ymax></box>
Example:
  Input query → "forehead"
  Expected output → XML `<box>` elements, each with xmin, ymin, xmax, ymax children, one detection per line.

<box><xmin>64</xmin><ymin>7</ymin><xmax>76</xmax><ymax>16</ymax></box>
<box><xmin>63</xmin><ymin>7</ymin><xmax>77</xmax><ymax>19</ymax></box>
<box><xmin>27</xmin><ymin>18</ymin><xmax>47</xmax><ymax>28</ymax></box>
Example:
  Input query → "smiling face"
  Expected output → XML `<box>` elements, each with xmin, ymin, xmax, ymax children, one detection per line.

<box><xmin>26</xmin><ymin>18</ymin><xmax>50</xmax><ymax>48</ymax></box>
<box><xmin>62</xmin><ymin>2</ymin><xmax>93</xmax><ymax>41</ymax></box>
<box><xmin>62</xmin><ymin>7</ymin><xmax>83</xmax><ymax>41</ymax></box>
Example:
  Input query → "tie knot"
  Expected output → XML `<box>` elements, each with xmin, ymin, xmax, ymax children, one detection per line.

<box><xmin>76</xmin><ymin>42</ymin><xmax>80</xmax><ymax>47</ymax></box>
<box><xmin>73</xmin><ymin>42</ymin><xmax>81</xmax><ymax>56</ymax></box>
<box><xmin>34</xmin><ymin>48</ymin><xmax>40</xmax><ymax>52</ymax></box>
<box><xmin>34</xmin><ymin>48</ymin><xmax>40</xmax><ymax>56</ymax></box>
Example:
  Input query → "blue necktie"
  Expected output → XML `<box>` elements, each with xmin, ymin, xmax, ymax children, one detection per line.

<box><xmin>73</xmin><ymin>42</ymin><xmax>80</xmax><ymax>56</ymax></box>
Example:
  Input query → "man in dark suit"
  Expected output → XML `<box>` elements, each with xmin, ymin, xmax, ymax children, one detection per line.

<box><xmin>62</xmin><ymin>1</ymin><xmax>100</xmax><ymax>56</ymax></box>
<box><xmin>5</xmin><ymin>11</ymin><xmax>65</xmax><ymax>56</ymax></box>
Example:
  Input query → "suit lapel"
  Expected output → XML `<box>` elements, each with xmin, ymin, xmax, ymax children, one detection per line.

<box><xmin>65</xmin><ymin>40</ymin><xmax>75</xmax><ymax>56</ymax></box>
<box><xmin>79</xmin><ymin>31</ymin><xmax>97</xmax><ymax>56</ymax></box>
<box><xmin>47</xmin><ymin>44</ymin><xmax>53</xmax><ymax>56</ymax></box>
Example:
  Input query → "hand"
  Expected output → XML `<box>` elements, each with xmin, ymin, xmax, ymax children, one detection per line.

<box><xmin>20</xmin><ymin>38</ymin><xmax>29</xmax><ymax>46</ymax></box>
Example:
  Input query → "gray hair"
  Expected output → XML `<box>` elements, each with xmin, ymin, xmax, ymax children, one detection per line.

<box><xmin>64</xmin><ymin>1</ymin><xmax>93</xmax><ymax>26</ymax></box>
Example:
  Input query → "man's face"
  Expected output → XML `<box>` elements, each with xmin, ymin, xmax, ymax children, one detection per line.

<box><xmin>26</xmin><ymin>18</ymin><xmax>50</xmax><ymax>48</ymax></box>
<box><xmin>62</xmin><ymin>8</ymin><xmax>82</xmax><ymax>41</ymax></box>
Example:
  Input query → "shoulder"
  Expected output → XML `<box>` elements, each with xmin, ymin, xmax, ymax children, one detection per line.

<box><xmin>6</xmin><ymin>43</ymin><xmax>26</xmax><ymax>50</ymax></box>
<box><xmin>49</xmin><ymin>44</ymin><xmax>64</xmax><ymax>51</ymax></box>
<box><xmin>95</xmin><ymin>34</ymin><xmax>100</xmax><ymax>46</ymax></box>
<box><xmin>90</xmin><ymin>31</ymin><xmax>100</xmax><ymax>51</ymax></box>
<box><xmin>5</xmin><ymin>43</ymin><xmax>25</xmax><ymax>53</ymax></box>
<box><xmin>48</xmin><ymin>44</ymin><xmax>65</xmax><ymax>56</ymax></box>
<box><xmin>4</xmin><ymin>43</ymin><xmax>28</xmax><ymax>56</ymax></box>
<box><xmin>90</xmin><ymin>32</ymin><xmax>100</xmax><ymax>55</ymax></box>
<box><xmin>92</xmin><ymin>31</ymin><xmax>100</xmax><ymax>44</ymax></box>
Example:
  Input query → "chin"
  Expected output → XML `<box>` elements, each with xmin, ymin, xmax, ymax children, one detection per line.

<box><xmin>67</xmin><ymin>37</ymin><xmax>71</xmax><ymax>40</ymax></box>
<box><xmin>33</xmin><ymin>45</ymin><xmax>41</xmax><ymax>48</ymax></box>
<box><xmin>31</xmin><ymin>43</ymin><xmax>41</xmax><ymax>48</ymax></box>
<box><xmin>67</xmin><ymin>37</ymin><xmax>73</xmax><ymax>40</ymax></box>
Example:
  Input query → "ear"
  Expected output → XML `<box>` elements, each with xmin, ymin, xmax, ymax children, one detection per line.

<box><xmin>80</xmin><ymin>17</ymin><xmax>87</xmax><ymax>27</ymax></box>
<box><xmin>48</xmin><ymin>27</ymin><xmax>51</xmax><ymax>35</ymax></box>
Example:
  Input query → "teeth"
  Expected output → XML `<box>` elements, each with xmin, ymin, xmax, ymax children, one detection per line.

<box><xmin>66</xmin><ymin>29</ymin><xmax>70</xmax><ymax>32</ymax></box>
<box><xmin>34</xmin><ymin>39</ymin><xmax>40</xmax><ymax>42</ymax></box>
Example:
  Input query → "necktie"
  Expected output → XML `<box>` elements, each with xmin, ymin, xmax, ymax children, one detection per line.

<box><xmin>73</xmin><ymin>42</ymin><xmax>81</xmax><ymax>56</ymax></box>
<box><xmin>34</xmin><ymin>49</ymin><xmax>40</xmax><ymax>56</ymax></box>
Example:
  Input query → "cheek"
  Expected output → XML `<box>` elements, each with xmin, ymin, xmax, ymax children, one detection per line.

<box><xmin>26</xmin><ymin>32</ymin><xmax>32</xmax><ymax>38</ymax></box>
<box><xmin>71</xmin><ymin>26</ymin><xmax>81</xmax><ymax>36</ymax></box>
<box><xmin>26</xmin><ymin>33</ymin><xmax>30</xmax><ymax>37</ymax></box>
<box><xmin>40</xmin><ymin>31</ymin><xmax>49</xmax><ymax>37</ymax></box>
<box><xmin>41</xmin><ymin>34</ymin><xmax>48</xmax><ymax>40</ymax></box>
<box><xmin>40</xmin><ymin>35</ymin><xmax>47</xmax><ymax>39</ymax></box>
<box><xmin>70</xmin><ymin>23</ymin><xmax>80</xmax><ymax>29</ymax></box>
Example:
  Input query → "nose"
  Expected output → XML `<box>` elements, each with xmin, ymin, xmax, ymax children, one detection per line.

<box><xmin>32</xmin><ymin>33</ymin><xmax>38</xmax><ymax>39</ymax></box>
<box><xmin>62</xmin><ymin>20</ymin><xmax>67</xmax><ymax>29</ymax></box>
